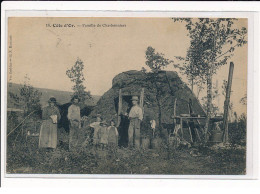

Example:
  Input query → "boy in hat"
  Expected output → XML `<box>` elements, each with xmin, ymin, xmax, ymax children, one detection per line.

<box><xmin>67</xmin><ymin>95</ymin><xmax>81</xmax><ymax>150</ymax></box>
<box><xmin>128</xmin><ymin>96</ymin><xmax>143</xmax><ymax>148</ymax></box>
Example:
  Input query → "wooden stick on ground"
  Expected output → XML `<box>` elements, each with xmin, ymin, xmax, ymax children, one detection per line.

<box><xmin>7</xmin><ymin>110</ymin><xmax>36</xmax><ymax>137</ymax></box>
<box><xmin>194</xmin><ymin>128</ymin><xmax>201</xmax><ymax>142</ymax></box>
<box><xmin>188</xmin><ymin>126</ymin><xmax>193</xmax><ymax>143</ymax></box>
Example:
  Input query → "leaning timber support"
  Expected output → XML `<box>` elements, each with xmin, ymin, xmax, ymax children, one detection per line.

<box><xmin>7</xmin><ymin>110</ymin><xmax>37</xmax><ymax>137</ymax></box>
<box><xmin>173</xmin><ymin>98</ymin><xmax>177</xmax><ymax>134</ymax></box>
<box><xmin>117</xmin><ymin>89</ymin><xmax>122</xmax><ymax>127</ymax></box>
<box><xmin>222</xmin><ymin>62</ymin><xmax>234</xmax><ymax>143</ymax></box>
<box><xmin>188</xmin><ymin>126</ymin><xmax>193</xmax><ymax>143</ymax></box>
<box><xmin>180</xmin><ymin>117</ymin><xmax>184</xmax><ymax>139</ymax></box>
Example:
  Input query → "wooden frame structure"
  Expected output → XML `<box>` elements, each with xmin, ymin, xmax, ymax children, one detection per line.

<box><xmin>172</xmin><ymin>116</ymin><xmax>206</xmax><ymax>143</ymax></box>
<box><xmin>117</xmin><ymin>88</ymin><xmax>145</xmax><ymax>127</ymax></box>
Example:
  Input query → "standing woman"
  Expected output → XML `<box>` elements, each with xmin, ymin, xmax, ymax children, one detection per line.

<box><xmin>39</xmin><ymin>97</ymin><xmax>61</xmax><ymax>150</ymax></box>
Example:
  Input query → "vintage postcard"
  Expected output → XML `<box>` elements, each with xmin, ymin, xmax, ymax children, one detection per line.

<box><xmin>5</xmin><ymin>16</ymin><xmax>249</xmax><ymax>177</ymax></box>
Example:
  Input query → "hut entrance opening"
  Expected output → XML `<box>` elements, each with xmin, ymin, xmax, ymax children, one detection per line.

<box><xmin>114</xmin><ymin>95</ymin><xmax>137</xmax><ymax>147</ymax></box>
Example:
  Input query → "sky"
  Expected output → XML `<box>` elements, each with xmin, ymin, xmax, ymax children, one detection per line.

<box><xmin>8</xmin><ymin>17</ymin><xmax>247</xmax><ymax>115</ymax></box>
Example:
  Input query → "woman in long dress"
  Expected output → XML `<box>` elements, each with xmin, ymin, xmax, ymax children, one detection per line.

<box><xmin>39</xmin><ymin>97</ymin><xmax>61</xmax><ymax>149</ymax></box>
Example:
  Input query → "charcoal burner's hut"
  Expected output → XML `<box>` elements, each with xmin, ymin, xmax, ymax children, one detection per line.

<box><xmin>89</xmin><ymin>70</ymin><xmax>206</xmax><ymax>146</ymax></box>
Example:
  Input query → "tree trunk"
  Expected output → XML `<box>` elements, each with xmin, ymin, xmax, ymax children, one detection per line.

<box><xmin>204</xmin><ymin>23</ymin><xmax>218</xmax><ymax>143</ymax></box>
<box><xmin>157</xmin><ymin>96</ymin><xmax>162</xmax><ymax>130</ymax></box>
<box><xmin>155</xmin><ymin>88</ymin><xmax>162</xmax><ymax>130</ymax></box>
<box><xmin>154</xmin><ymin>80</ymin><xmax>162</xmax><ymax>131</ymax></box>
<box><xmin>191</xmin><ymin>77</ymin><xmax>194</xmax><ymax>92</ymax></box>
<box><xmin>204</xmin><ymin>67</ymin><xmax>213</xmax><ymax>142</ymax></box>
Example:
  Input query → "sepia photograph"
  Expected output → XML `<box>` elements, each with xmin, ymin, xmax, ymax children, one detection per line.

<box><xmin>6</xmin><ymin>17</ymin><xmax>248</xmax><ymax>175</ymax></box>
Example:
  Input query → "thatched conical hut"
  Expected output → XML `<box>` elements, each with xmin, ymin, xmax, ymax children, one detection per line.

<box><xmin>90</xmin><ymin>70</ymin><xmax>205</xmax><ymax>138</ymax></box>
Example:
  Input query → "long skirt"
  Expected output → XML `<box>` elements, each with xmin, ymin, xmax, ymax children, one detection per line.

<box><xmin>39</xmin><ymin>119</ymin><xmax>57</xmax><ymax>149</ymax></box>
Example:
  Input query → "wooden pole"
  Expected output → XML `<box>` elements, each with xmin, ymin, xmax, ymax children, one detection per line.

<box><xmin>195</xmin><ymin>127</ymin><xmax>201</xmax><ymax>142</ymax></box>
<box><xmin>222</xmin><ymin>62</ymin><xmax>234</xmax><ymax>143</ymax></box>
<box><xmin>140</xmin><ymin>88</ymin><xmax>144</xmax><ymax>112</ymax></box>
<box><xmin>173</xmin><ymin>98</ymin><xmax>177</xmax><ymax>134</ymax></box>
<box><xmin>7</xmin><ymin>110</ymin><xmax>36</xmax><ymax>137</ymax></box>
<box><xmin>187</xmin><ymin>99</ymin><xmax>194</xmax><ymax>143</ymax></box>
<box><xmin>139</xmin><ymin>88</ymin><xmax>145</xmax><ymax>129</ymax></box>
<box><xmin>180</xmin><ymin>117</ymin><xmax>183</xmax><ymax>139</ymax></box>
<box><xmin>173</xmin><ymin>98</ymin><xmax>177</xmax><ymax>118</ymax></box>
<box><xmin>117</xmin><ymin>89</ymin><xmax>122</xmax><ymax>127</ymax></box>
<box><xmin>188</xmin><ymin>126</ymin><xmax>193</xmax><ymax>143</ymax></box>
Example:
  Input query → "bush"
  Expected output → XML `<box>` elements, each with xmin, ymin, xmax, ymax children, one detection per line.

<box><xmin>228</xmin><ymin>113</ymin><xmax>246</xmax><ymax>145</ymax></box>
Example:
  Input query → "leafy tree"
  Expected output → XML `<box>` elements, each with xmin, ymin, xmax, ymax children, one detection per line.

<box><xmin>9</xmin><ymin>75</ymin><xmax>42</xmax><ymax>117</ymax></box>
<box><xmin>145</xmin><ymin>47</ymin><xmax>173</xmax><ymax>72</ymax></box>
<box><xmin>201</xmin><ymin>82</ymin><xmax>220</xmax><ymax>117</ymax></box>
<box><xmin>144</xmin><ymin>46</ymin><xmax>174</xmax><ymax>130</ymax></box>
<box><xmin>173</xmin><ymin>18</ymin><xmax>247</xmax><ymax>139</ymax></box>
<box><xmin>66</xmin><ymin>58</ymin><xmax>91</xmax><ymax>104</ymax></box>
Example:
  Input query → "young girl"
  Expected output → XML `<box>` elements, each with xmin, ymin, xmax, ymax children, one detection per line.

<box><xmin>90</xmin><ymin>115</ymin><xmax>102</xmax><ymax>148</ymax></box>
<box><xmin>98</xmin><ymin>120</ymin><xmax>108</xmax><ymax>150</ymax></box>
<box><xmin>107</xmin><ymin>120</ymin><xmax>118</xmax><ymax>148</ymax></box>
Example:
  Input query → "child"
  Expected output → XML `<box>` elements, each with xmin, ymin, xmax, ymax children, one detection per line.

<box><xmin>107</xmin><ymin>120</ymin><xmax>118</xmax><ymax>148</ymax></box>
<box><xmin>150</xmin><ymin>119</ymin><xmax>156</xmax><ymax>138</ymax></box>
<box><xmin>98</xmin><ymin>120</ymin><xmax>108</xmax><ymax>150</ymax></box>
<box><xmin>90</xmin><ymin>114</ymin><xmax>102</xmax><ymax>148</ymax></box>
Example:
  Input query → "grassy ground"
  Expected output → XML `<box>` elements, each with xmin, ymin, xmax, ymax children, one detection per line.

<box><xmin>6</xmin><ymin>135</ymin><xmax>246</xmax><ymax>175</ymax></box>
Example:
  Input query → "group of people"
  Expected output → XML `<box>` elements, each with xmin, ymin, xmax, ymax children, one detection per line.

<box><xmin>38</xmin><ymin>95</ymin><xmax>144</xmax><ymax>151</ymax></box>
<box><xmin>90</xmin><ymin>116</ymin><xmax>118</xmax><ymax>150</ymax></box>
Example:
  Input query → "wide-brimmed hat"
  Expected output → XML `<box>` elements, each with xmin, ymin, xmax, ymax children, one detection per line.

<box><xmin>48</xmin><ymin>97</ymin><xmax>56</xmax><ymax>103</ymax></box>
<box><xmin>131</xmin><ymin>96</ymin><xmax>139</xmax><ymax>101</ymax></box>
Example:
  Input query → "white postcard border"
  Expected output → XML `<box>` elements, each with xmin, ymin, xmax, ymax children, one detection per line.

<box><xmin>1</xmin><ymin>2</ymin><xmax>259</xmax><ymax>185</ymax></box>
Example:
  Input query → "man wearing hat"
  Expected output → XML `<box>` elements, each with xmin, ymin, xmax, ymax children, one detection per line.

<box><xmin>128</xmin><ymin>96</ymin><xmax>143</xmax><ymax>148</ymax></box>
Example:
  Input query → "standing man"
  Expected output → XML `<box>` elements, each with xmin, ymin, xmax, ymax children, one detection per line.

<box><xmin>128</xmin><ymin>96</ymin><xmax>143</xmax><ymax>148</ymax></box>
<box><xmin>68</xmin><ymin>95</ymin><xmax>81</xmax><ymax>151</ymax></box>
